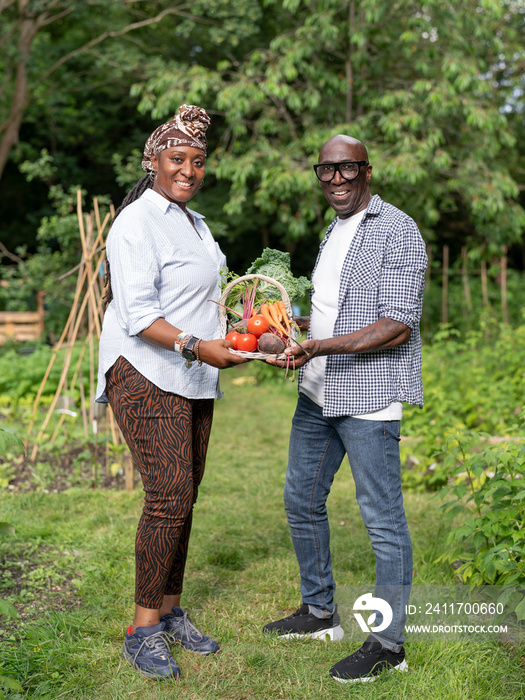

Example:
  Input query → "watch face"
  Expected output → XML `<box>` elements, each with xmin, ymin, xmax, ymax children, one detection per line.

<box><xmin>182</xmin><ymin>336</ymin><xmax>197</xmax><ymax>361</ymax></box>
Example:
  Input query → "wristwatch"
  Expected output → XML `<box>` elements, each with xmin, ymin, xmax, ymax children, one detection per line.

<box><xmin>181</xmin><ymin>335</ymin><xmax>199</xmax><ymax>366</ymax></box>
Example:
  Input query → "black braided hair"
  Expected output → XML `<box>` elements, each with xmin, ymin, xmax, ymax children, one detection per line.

<box><xmin>103</xmin><ymin>174</ymin><xmax>153</xmax><ymax>309</ymax></box>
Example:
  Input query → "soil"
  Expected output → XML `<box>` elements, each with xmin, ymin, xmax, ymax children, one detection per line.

<box><xmin>4</xmin><ymin>444</ymin><xmax>137</xmax><ymax>493</ymax></box>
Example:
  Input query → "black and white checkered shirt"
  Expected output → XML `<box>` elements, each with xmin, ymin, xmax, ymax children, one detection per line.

<box><xmin>299</xmin><ymin>194</ymin><xmax>428</xmax><ymax>417</ymax></box>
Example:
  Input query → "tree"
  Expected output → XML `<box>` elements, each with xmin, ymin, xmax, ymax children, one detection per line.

<box><xmin>0</xmin><ymin>0</ymin><xmax>270</xmax><ymax>255</ymax></box>
<box><xmin>0</xmin><ymin>0</ymin><xmax>274</xmax><ymax>331</ymax></box>
<box><xmin>0</xmin><ymin>0</ymin><xmax>238</xmax><ymax>180</ymax></box>
<box><xmin>132</xmin><ymin>0</ymin><xmax>525</xmax><ymax>258</ymax></box>
<box><xmin>2</xmin><ymin>0</ymin><xmax>525</xmax><ymax>326</ymax></box>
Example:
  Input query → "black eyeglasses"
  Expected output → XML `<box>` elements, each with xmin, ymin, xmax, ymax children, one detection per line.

<box><xmin>313</xmin><ymin>160</ymin><xmax>369</xmax><ymax>182</ymax></box>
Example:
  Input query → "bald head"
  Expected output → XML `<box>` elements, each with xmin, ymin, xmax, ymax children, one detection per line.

<box><xmin>319</xmin><ymin>135</ymin><xmax>368</xmax><ymax>163</ymax></box>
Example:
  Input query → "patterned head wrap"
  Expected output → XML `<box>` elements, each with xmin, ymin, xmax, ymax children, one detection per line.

<box><xmin>141</xmin><ymin>104</ymin><xmax>210</xmax><ymax>172</ymax></box>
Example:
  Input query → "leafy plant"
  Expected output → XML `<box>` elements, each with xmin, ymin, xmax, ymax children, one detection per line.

<box><xmin>223</xmin><ymin>248</ymin><xmax>312</xmax><ymax>323</ymax></box>
<box><xmin>435</xmin><ymin>432</ymin><xmax>525</xmax><ymax>619</ymax></box>
<box><xmin>0</xmin><ymin>343</ymin><xmax>91</xmax><ymax>404</ymax></box>
<box><xmin>0</xmin><ymin>522</ymin><xmax>23</xmax><ymax>699</ymax></box>
<box><xmin>245</xmin><ymin>248</ymin><xmax>312</xmax><ymax>303</ymax></box>
<box><xmin>0</xmin><ymin>429</ymin><xmax>23</xmax><ymax>454</ymax></box>
<box><xmin>401</xmin><ymin>322</ymin><xmax>525</xmax><ymax>490</ymax></box>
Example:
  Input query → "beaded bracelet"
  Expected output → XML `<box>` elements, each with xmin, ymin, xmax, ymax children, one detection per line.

<box><xmin>178</xmin><ymin>334</ymin><xmax>193</xmax><ymax>355</ymax></box>
<box><xmin>194</xmin><ymin>338</ymin><xmax>203</xmax><ymax>367</ymax></box>
<box><xmin>174</xmin><ymin>331</ymin><xmax>191</xmax><ymax>353</ymax></box>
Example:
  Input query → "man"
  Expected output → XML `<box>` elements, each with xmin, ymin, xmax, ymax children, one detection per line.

<box><xmin>263</xmin><ymin>135</ymin><xmax>427</xmax><ymax>683</ymax></box>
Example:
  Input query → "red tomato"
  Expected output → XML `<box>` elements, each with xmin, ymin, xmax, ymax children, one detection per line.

<box><xmin>225</xmin><ymin>331</ymin><xmax>240</xmax><ymax>349</ymax></box>
<box><xmin>236</xmin><ymin>332</ymin><xmax>258</xmax><ymax>352</ymax></box>
<box><xmin>247</xmin><ymin>314</ymin><xmax>270</xmax><ymax>338</ymax></box>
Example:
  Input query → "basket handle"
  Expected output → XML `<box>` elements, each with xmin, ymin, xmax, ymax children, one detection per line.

<box><xmin>218</xmin><ymin>274</ymin><xmax>293</xmax><ymax>337</ymax></box>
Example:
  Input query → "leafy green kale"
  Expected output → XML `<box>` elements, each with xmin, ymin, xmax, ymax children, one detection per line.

<box><xmin>221</xmin><ymin>248</ymin><xmax>312</xmax><ymax>326</ymax></box>
<box><xmin>245</xmin><ymin>248</ymin><xmax>312</xmax><ymax>304</ymax></box>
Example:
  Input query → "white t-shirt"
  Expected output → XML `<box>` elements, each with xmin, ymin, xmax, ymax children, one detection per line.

<box><xmin>300</xmin><ymin>211</ymin><xmax>403</xmax><ymax>421</ymax></box>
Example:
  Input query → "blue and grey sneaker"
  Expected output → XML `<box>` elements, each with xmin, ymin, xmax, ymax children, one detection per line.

<box><xmin>122</xmin><ymin>621</ymin><xmax>180</xmax><ymax>680</ymax></box>
<box><xmin>161</xmin><ymin>606</ymin><xmax>220</xmax><ymax>655</ymax></box>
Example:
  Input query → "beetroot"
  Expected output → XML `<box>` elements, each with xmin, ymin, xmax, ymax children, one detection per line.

<box><xmin>257</xmin><ymin>333</ymin><xmax>286</xmax><ymax>354</ymax></box>
<box><xmin>231</xmin><ymin>319</ymin><xmax>249</xmax><ymax>332</ymax></box>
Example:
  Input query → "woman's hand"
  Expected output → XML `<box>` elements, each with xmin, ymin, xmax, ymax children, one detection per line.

<box><xmin>198</xmin><ymin>339</ymin><xmax>251</xmax><ymax>369</ymax></box>
<box><xmin>138</xmin><ymin>320</ymin><xmax>250</xmax><ymax>368</ymax></box>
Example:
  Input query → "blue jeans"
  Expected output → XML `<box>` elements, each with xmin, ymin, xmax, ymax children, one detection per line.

<box><xmin>283</xmin><ymin>393</ymin><xmax>412</xmax><ymax>650</ymax></box>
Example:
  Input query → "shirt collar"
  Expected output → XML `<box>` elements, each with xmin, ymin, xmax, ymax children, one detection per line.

<box><xmin>364</xmin><ymin>193</ymin><xmax>383</xmax><ymax>216</ymax></box>
<box><xmin>141</xmin><ymin>187</ymin><xmax>205</xmax><ymax>219</ymax></box>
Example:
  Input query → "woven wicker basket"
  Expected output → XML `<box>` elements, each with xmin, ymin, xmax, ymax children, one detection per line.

<box><xmin>219</xmin><ymin>274</ymin><xmax>295</xmax><ymax>360</ymax></box>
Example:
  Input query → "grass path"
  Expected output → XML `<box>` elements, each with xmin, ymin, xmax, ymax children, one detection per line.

<box><xmin>1</xmin><ymin>368</ymin><xmax>524</xmax><ymax>698</ymax></box>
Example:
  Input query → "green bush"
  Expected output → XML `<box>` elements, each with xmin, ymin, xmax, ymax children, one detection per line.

<box><xmin>434</xmin><ymin>431</ymin><xmax>525</xmax><ymax>619</ymax></box>
<box><xmin>0</xmin><ymin>343</ymin><xmax>92</xmax><ymax>404</ymax></box>
<box><xmin>401</xmin><ymin>323</ymin><xmax>525</xmax><ymax>489</ymax></box>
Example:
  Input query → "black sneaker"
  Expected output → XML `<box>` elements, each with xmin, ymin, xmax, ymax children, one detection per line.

<box><xmin>122</xmin><ymin>622</ymin><xmax>180</xmax><ymax>680</ymax></box>
<box><xmin>329</xmin><ymin>635</ymin><xmax>408</xmax><ymax>683</ymax></box>
<box><xmin>263</xmin><ymin>603</ymin><xmax>344</xmax><ymax>641</ymax></box>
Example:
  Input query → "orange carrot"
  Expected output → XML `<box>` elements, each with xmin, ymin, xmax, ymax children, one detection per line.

<box><xmin>272</xmin><ymin>302</ymin><xmax>309</xmax><ymax>354</ymax></box>
<box><xmin>262</xmin><ymin>302</ymin><xmax>307</xmax><ymax>354</ymax></box>
<box><xmin>267</xmin><ymin>303</ymin><xmax>288</xmax><ymax>336</ymax></box>
<box><xmin>260</xmin><ymin>304</ymin><xmax>277</xmax><ymax>331</ymax></box>
<box><xmin>277</xmin><ymin>301</ymin><xmax>292</xmax><ymax>335</ymax></box>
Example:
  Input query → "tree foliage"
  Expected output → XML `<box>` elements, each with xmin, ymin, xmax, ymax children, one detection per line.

<box><xmin>0</xmin><ymin>0</ymin><xmax>257</xmax><ymax>179</ymax></box>
<box><xmin>0</xmin><ymin>0</ymin><xmax>524</xmax><ymax>332</ymax></box>
<box><xmin>134</xmin><ymin>0</ymin><xmax>525</xmax><ymax>254</ymax></box>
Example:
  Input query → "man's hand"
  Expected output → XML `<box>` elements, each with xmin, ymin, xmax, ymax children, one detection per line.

<box><xmin>292</xmin><ymin>316</ymin><xmax>310</xmax><ymax>332</ymax></box>
<box><xmin>265</xmin><ymin>317</ymin><xmax>411</xmax><ymax>371</ymax></box>
<box><xmin>265</xmin><ymin>339</ymin><xmax>319</xmax><ymax>369</ymax></box>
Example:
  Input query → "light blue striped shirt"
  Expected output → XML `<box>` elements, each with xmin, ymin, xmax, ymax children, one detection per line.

<box><xmin>96</xmin><ymin>188</ymin><xmax>226</xmax><ymax>402</ymax></box>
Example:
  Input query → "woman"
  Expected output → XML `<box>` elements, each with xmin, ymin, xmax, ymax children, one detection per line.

<box><xmin>96</xmin><ymin>104</ymin><xmax>247</xmax><ymax>681</ymax></box>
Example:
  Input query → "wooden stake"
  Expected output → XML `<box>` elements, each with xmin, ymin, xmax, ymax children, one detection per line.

<box><xmin>78</xmin><ymin>366</ymin><xmax>89</xmax><ymax>438</ymax></box>
<box><xmin>441</xmin><ymin>245</ymin><xmax>449</xmax><ymax>325</ymax></box>
<box><xmin>26</xmin><ymin>191</ymin><xmax>134</xmax><ymax>487</ymax></box>
<box><xmin>124</xmin><ymin>451</ymin><xmax>135</xmax><ymax>492</ymax></box>
<box><xmin>30</xmin><ymin>250</ymin><xmax>106</xmax><ymax>458</ymax></box>
<box><xmin>461</xmin><ymin>247</ymin><xmax>473</xmax><ymax>317</ymax></box>
<box><xmin>425</xmin><ymin>244</ymin><xmax>432</xmax><ymax>292</ymax></box>
<box><xmin>501</xmin><ymin>246</ymin><xmax>508</xmax><ymax>325</ymax></box>
<box><xmin>481</xmin><ymin>260</ymin><xmax>489</xmax><ymax>307</ymax></box>
<box><xmin>26</xmin><ymin>262</ymin><xmax>89</xmax><ymax>454</ymax></box>
<box><xmin>27</xmin><ymin>192</ymin><xmax>107</xmax><ymax>458</ymax></box>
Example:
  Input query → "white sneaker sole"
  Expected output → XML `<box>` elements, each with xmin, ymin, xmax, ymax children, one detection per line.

<box><xmin>279</xmin><ymin>624</ymin><xmax>345</xmax><ymax>641</ymax></box>
<box><xmin>332</xmin><ymin>659</ymin><xmax>408</xmax><ymax>683</ymax></box>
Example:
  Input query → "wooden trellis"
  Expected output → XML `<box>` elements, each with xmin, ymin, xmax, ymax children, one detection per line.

<box><xmin>25</xmin><ymin>191</ymin><xmax>134</xmax><ymax>490</ymax></box>
<box><xmin>424</xmin><ymin>244</ymin><xmax>510</xmax><ymax>328</ymax></box>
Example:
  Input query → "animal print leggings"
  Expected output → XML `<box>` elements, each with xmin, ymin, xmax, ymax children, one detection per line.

<box><xmin>105</xmin><ymin>356</ymin><xmax>214</xmax><ymax>609</ymax></box>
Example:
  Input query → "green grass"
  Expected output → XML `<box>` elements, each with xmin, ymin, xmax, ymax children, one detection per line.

<box><xmin>0</xmin><ymin>367</ymin><xmax>524</xmax><ymax>699</ymax></box>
